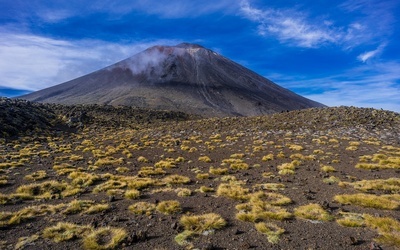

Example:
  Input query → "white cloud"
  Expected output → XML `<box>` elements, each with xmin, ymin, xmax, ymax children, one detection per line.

<box><xmin>273</xmin><ymin>61</ymin><xmax>400</xmax><ymax>112</ymax></box>
<box><xmin>240</xmin><ymin>0</ymin><xmax>339</xmax><ymax>48</ymax></box>
<box><xmin>357</xmin><ymin>43</ymin><xmax>386</xmax><ymax>62</ymax></box>
<box><xmin>240</xmin><ymin>0</ymin><xmax>396</xmax><ymax>50</ymax></box>
<box><xmin>0</xmin><ymin>32</ymin><xmax>179</xmax><ymax>91</ymax></box>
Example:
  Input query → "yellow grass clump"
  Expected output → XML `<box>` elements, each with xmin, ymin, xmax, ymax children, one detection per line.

<box><xmin>255</xmin><ymin>222</ymin><xmax>285</xmax><ymax>244</ymax></box>
<box><xmin>216</xmin><ymin>183</ymin><xmax>249</xmax><ymax>201</ymax></box>
<box><xmin>333</xmin><ymin>194</ymin><xmax>399</xmax><ymax>210</ymax></box>
<box><xmin>209</xmin><ymin>167</ymin><xmax>229</xmax><ymax>175</ymax></box>
<box><xmin>294</xmin><ymin>203</ymin><xmax>333</xmax><ymax>221</ymax></box>
<box><xmin>339</xmin><ymin>178</ymin><xmax>400</xmax><ymax>193</ymax></box>
<box><xmin>125</xmin><ymin>189</ymin><xmax>140</xmax><ymax>199</ymax></box>
<box><xmin>363</xmin><ymin>214</ymin><xmax>400</xmax><ymax>247</ymax></box>
<box><xmin>156</xmin><ymin>200</ymin><xmax>182</xmax><ymax>215</ymax></box>
<box><xmin>198</xmin><ymin>156</ymin><xmax>212</xmax><ymax>163</ymax></box>
<box><xmin>163</xmin><ymin>174</ymin><xmax>191</xmax><ymax>185</ymax></box>
<box><xmin>43</xmin><ymin>222</ymin><xmax>92</xmax><ymax>243</ymax></box>
<box><xmin>82</xmin><ymin>227</ymin><xmax>127</xmax><ymax>250</ymax></box>
<box><xmin>129</xmin><ymin>202</ymin><xmax>156</xmax><ymax>215</ymax></box>
<box><xmin>175</xmin><ymin>213</ymin><xmax>226</xmax><ymax>245</ymax></box>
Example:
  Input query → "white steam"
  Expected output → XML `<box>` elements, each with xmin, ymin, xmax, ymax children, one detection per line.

<box><xmin>117</xmin><ymin>46</ymin><xmax>187</xmax><ymax>75</ymax></box>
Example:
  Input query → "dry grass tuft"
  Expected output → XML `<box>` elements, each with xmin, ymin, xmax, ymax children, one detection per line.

<box><xmin>43</xmin><ymin>222</ymin><xmax>92</xmax><ymax>242</ymax></box>
<box><xmin>156</xmin><ymin>200</ymin><xmax>182</xmax><ymax>215</ymax></box>
<box><xmin>364</xmin><ymin>214</ymin><xmax>400</xmax><ymax>247</ymax></box>
<box><xmin>336</xmin><ymin>212</ymin><xmax>364</xmax><ymax>228</ymax></box>
<box><xmin>294</xmin><ymin>203</ymin><xmax>333</xmax><ymax>221</ymax></box>
<box><xmin>179</xmin><ymin>213</ymin><xmax>226</xmax><ymax>233</ymax></box>
<box><xmin>129</xmin><ymin>202</ymin><xmax>156</xmax><ymax>215</ymax></box>
<box><xmin>255</xmin><ymin>222</ymin><xmax>285</xmax><ymax>244</ymax></box>
<box><xmin>125</xmin><ymin>189</ymin><xmax>140</xmax><ymax>199</ymax></box>
<box><xmin>216</xmin><ymin>183</ymin><xmax>249</xmax><ymax>201</ymax></box>
<box><xmin>339</xmin><ymin>178</ymin><xmax>400</xmax><ymax>193</ymax></box>
<box><xmin>209</xmin><ymin>167</ymin><xmax>229</xmax><ymax>175</ymax></box>
<box><xmin>82</xmin><ymin>227</ymin><xmax>127</xmax><ymax>250</ymax></box>
<box><xmin>334</xmin><ymin>193</ymin><xmax>399</xmax><ymax>210</ymax></box>
<box><xmin>163</xmin><ymin>174</ymin><xmax>191</xmax><ymax>185</ymax></box>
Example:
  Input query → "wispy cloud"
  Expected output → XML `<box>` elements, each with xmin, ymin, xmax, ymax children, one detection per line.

<box><xmin>357</xmin><ymin>43</ymin><xmax>386</xmax><ymax>62</ymax></box>
<box><xmin>240</xmin><ymin>1</ymin><xmax>337</xmax><ymax>48</ymax></box>
<box><xmin>0</xmin><ymin>32</ymin><xmax>179</xmax><ymax>91</ymax></box>
<box><xmin>273</xmin><ymin>61</ymin><xmax>400</xmax><ymax>112</ymax></box>
<box><xmin>240</xmin><ymin>0</ymin><xmax>396</xmax><ymax>50</ymax></box>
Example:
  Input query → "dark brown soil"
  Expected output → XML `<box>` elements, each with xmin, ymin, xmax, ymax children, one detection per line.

<box><xmin>0</xmin><ymin>102</ymin><xmax>399</xmax><ymax>250</ymax></box>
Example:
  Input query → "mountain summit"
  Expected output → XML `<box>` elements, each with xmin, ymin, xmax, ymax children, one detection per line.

<box><xmin>20</xmin><ymin>43</ymin><xmax>324</xmax><ymax>117</ymax></box>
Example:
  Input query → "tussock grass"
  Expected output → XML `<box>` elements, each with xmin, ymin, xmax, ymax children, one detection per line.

<box><xmin>294</xmin><ymin>203</ymin><xmax>333</xmax><ymax>221</ymax></box>
<box><xmin>198</xmin><ymin>186</ymin><xmax>214</xmax><ymax>193</ymax></box>
<box><xmin>125</xmin><ymin>189</ymin><xmax>140</xmax><ymax>199</ymax></box>
<box><xmin>163</xmin><ymin>174</ymin><xmax>191</xmax><ymax>185</ymax></box>
<box><xmin>339</xmin><ymin>178</ymin><xmax>400</xmax><ymax>193</ymax></box>
<box><xmin>209</xmin><ymin>167</ymin><xmax>228</xmax><ymax>175</ymax></box>
<box><xmin>138</xmin><ymin>167</ymin><xmax>166</xmax><ymax>177</ymax></box>
<box><xmin>5</xmin><ymin>204</ymin><xmax>64</xmax><ymax>226</ymax></box>
<box><xmin>253</xmin><ymin>183</ymin><xmax>286</xmax><ymax>191</ymax></box>
<box><xmin>154</xmin><ymin>159</ymin><xmax>176</xmax><ymax>168</ymax></box>
<box><xmin>198</xmin><ymin>156</ymin><xmax>212</xmax><ymax>163</ymax></box>
<box><xmin>196</xmin><ymin>173</ymin><xmax>210</xmax><ymax>180</ymax></box>
<box><xmin>92</xmin><ymin>180</ymin><xmax>126</xmax><ymax>193</ymax></box>
<box><xmin>334</xmin><ymin>193</ymin><xmax>399</xmax><ymax>210</ymax></box>
<box><xmin>179</xmin><ymin>213</ymin><xmax>226</xmax><ymax>233</ymax></box>
<box><xmin>262</xmin><ymin>154</ymin><xmax>274</xmax><ymax>161</ymax></box>
<box><xmin>288</xmin><ymin>144</ymin><xmax>304</xmax><ymax>151</ymax></box>
<box><xmin>176</xmin><ymin>188</ymin><xmax>192</xmax><ymax>197</ymax></box>
<box><xmin>250</xmin><ymin>191</ymin><xmax>292</xmax><ymax>206</ymax></box>
<box><xmin>216</xmin><ymin>183</ymin><xmax>249</xmax><ymax>201</ymax></box>
<box><xmin>43</xmin><ymin>222</ymin><xmax>92</xmax><ymax>242</ymax></box>
<box><xmin>127</xmin><ymin>177</ymin><xmax>156</xmax><ymax>190</ymax></box>
<box><xmin>236</xmin><ymin>201</ymin><xmax>292</xmax><ymax>222</ymax></box>
<box><xmin>137</xmin><ymin>156</ymin><xmax>149</xmax><ymax>163</ymax></box>
<box><xmin>24</xmin><ymin>170</ymin><xmax>47</xmax><ymax>181</ymax></box>
<box><xmin>84</xmin><ymin>204</ymin><xmax>110</xmax><ymax>214</ymax></box>
<box><xmin>255</xmin><ymin>222</ymin><xmax>285</xmax><ymax>244</ymax></box>
<box><xmin>129</xmin><ymin>202</ymin><xmax>156</xmax><ymax>215</ymax></box>
<box><xmin>16</xmin><ymin>180</ymin><xmax>75</xmax><ymax>199</ymax></box>
<box><xmin>336</xmin><ymin>212</ymin><xmax>364</xmax><ymax>227</ymax></box>
<box><xmin>364</xmin><ymin>214</ymin><xmax>400</xmax><ymax>247</ymax></box>
<box><xmin>323</xmin><ymin>176</ymin><xmax>340</xmax><ymax>184</ymax></box>
<box><xmin>69</xmin><ymin>172</ymin><xmax>101</xmax><ymax>187</ymax></box>
<box><xmin>82</xmin><ymin>227</ymin><xmax>127</xmax><ymax>250</ymax></box>
<box><xmin>156</xmin><ymin>200</ymin><xmax>182</xmax><ymax>215</ymax></box>
<box><xmin>15</xmin><ymin>235</ymin><xmax>39</xmax><ymax>250</ymax></box>
<box><xmin>63</xmin><ymin>200</ymin><xmax>94</xmax><ymax>214</ymax></box>
<box><xmin>320</xmin><ymin>165</ymin><xmax>336</xmax><ymax>173</ymax></box>
<box><xmin>229</xmin><ymin>162</ymin><xmax>249</xmax><ymax>170</ymax></box>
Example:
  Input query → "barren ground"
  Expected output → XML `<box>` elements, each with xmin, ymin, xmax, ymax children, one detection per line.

<box><xmin>1</xmin><ymin>104</ymin><xmax>399</xmax><ymax>250</ymax></box>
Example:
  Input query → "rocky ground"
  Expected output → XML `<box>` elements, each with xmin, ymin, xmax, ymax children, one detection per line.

<box><xmin>0</xmin><ymin>99</ymin><xmax>399</xmax><ymax>250</ymax></box>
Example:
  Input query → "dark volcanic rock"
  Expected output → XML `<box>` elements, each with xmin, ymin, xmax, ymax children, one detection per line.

<box><xmin>20</xmin><ymin>43</ymin><xmax>324</xmax><ymax>117</ymax></box>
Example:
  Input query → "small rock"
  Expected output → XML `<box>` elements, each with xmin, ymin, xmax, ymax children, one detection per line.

<box><xmin>171</xmin><ymin>222</ymin><xmax>179</xmax><ymax>230</ymax></box>
<box><xmin>370</xmin><ymin>242</ymin><xmax>382</xmax><ymax>250</ymax></box>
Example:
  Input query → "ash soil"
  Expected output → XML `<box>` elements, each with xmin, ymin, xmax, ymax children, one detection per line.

<box><xmin>0</xmin><ymin>101</ymin><xmax>399</xmax><ymax>250</ymax></box>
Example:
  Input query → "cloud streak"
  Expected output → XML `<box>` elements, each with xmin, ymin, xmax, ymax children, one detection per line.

<box><xmin>240</xmin><ymin>0</ymin><xmax>396</xmax><ymax>50</ymax></box>
<box><xmin>0</xmin><ymin>32</ymin><xmax>179</xmax><ymax>91</ymax></box>
<box><xmin>357</xmin><ymin>43</ymin><xmax>386</xmax><ymax>62</ymax></box>
<box><xmin>240</xmin><ymin>1</ymin><xmax>337</xmax><ymax>48</ymax></box>
<box><xmin>272</xmin><ymin>61</ymin><xmax>400</xmax><ymax>112</ymax></box>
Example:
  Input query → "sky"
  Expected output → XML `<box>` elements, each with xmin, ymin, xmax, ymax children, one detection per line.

<box><xmin>0</xmin><ymin>0</ymin><xmax>399</xmax><ymax>112</ymax></box>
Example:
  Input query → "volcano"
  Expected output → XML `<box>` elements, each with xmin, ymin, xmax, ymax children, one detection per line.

<box><xmin>20</xmin><ymin>43</ymin><xmax>324</xmax><ymax>117</ymax></box>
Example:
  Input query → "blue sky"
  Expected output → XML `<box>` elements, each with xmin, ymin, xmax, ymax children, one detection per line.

<box><xmin>0</xmin><ymin>0</ymin><xmax>399</xmax><ymax>112</ymax></box>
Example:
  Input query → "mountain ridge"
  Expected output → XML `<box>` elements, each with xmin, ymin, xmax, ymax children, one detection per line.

<box><xmin>20</xmin><ymin>43</ymin><xmax>324</xmax><ymax>117</ymax></box>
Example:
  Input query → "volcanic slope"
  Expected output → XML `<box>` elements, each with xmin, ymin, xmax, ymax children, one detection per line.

<box><xmin>1</xmin><ymin>103</ymin><xmax>400</xmax><ymax>250</ymax></box>
<box><xmin>20</xmin><ymin>43</ymin><xmax>324</xmax><ymax>117</ymax></box>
